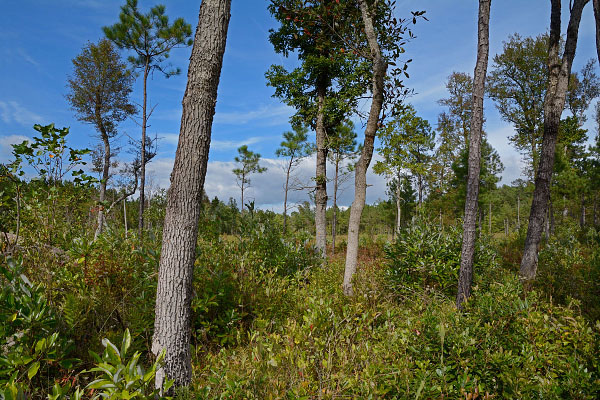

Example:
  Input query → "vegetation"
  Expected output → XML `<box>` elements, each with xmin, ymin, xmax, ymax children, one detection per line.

<box><xmin>2</xmin><ymin>0</ymin><xmax>600</xmax><ymax>398</ymax></box>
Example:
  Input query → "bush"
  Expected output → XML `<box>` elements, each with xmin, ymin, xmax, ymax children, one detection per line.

<box><xmin>193</xmin><ymin>260</ymin><xmax>600</xmax><ymax>399</ymax></box>
<box><xmin>384</xmin><ymin>220</ymin><xmax>497</xmax><ymax>297</ymax></box>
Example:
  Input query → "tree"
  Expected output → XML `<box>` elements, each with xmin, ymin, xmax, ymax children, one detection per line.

<box><xmin>266</xmin><ymin>0</ymin><xmax>369</xmax><ymax>258</ymax></box>
<box><xmin>275</xmin><ymin>125</ymin><xmax>311</xmax><ymax>231</ymax></box>
<box><xmin>438</xmin><ymin>71</ymin><xmax>474</xmax><ymax>147</ymax></box>
<box><xmin>66</xmin><ymin>39</ymin><xmax>136</xmax><ymax>239</ymax></box>
<box><xmin>151</xmin><ymin>0</ymin><xmax>231</xmax><ymax>390</ymax></box>
<box><xmin>520</xmin><ymin>0</ymin><xmax>589</xmax><ymax>282</ymax></box>
<box><xmin>233</xmin><ymin>145</ymin><xmax>267</xmax><ymax>212</ymax></box>
<box><xmin>488</xmin><ymin>33</ymin><xmax>548</xmax><ymax>177</ymax></box>
<box><xmin>456</xmin><ymin>0</ymin><xmax>491</xmax><ymax>309</ymax></box>
<box><xmin>327</xmin><ymin>120</ymin><xmax>358</xmax><ymax>252</ymax></box>
<box><xmin>342</xmin><ymin>1</ymin><xmax>424</xmax><ymax>295</ymax></box>
<box><xmin>376</xmin><ymin>105</ymin><xmax>435</xmax><ymax>208</ymax></box>
<box><xmin>567</xmin><ymin>59</ymin><xmax>600</xmax><ymax>124</ymax></box>
<box><xmin>104</xmin><ymin>0</ymin><xmax>193</xmax><ymax>243</ymax></box>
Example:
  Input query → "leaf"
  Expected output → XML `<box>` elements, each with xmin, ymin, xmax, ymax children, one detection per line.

<box><xmin>121</xmin><ymin>328</ymin><xmax>131</xmax><ymax>357</ymax></box>
<box><xmin>27</xmin><ymin>361</ymin><xmax>40</xmax><ymax>380</ymax></box>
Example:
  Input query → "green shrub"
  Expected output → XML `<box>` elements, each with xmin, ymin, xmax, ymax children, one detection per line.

<box><xmin>384</xmin><ymin>221</ymin><xmax>497</xmax><ymax>297</ymax></box>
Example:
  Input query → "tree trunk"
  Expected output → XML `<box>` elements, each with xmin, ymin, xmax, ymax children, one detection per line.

<box><xmin>123</xmin><ymin>197</ymin><xmax>128</xmax><ymax>237</ymax></box>
<box><xmin>95</xmin><ymin>132</ymin><xmax>111</xmax><ymax>240</ymax></box>
<box><xmin>315</xmin><ymin>81</ymin><xmax>328</xmax><ymax>258</ymax></box>
<box><xmin>138</xmin><ymin>60</ymin><xmax>150</xmax><ymax>245</ymax></box>
<box><xmin>594</xmin><ymin>194</ymin><xmax>598</xmax><ymax>226</ymax></box>
<box><xmin>517</xmin><ymin>195</ymin><xmax>520</xmax><ymax>228</ymax></box>
<box><xmin>343</xmin><ymin>0</ymin><xmax>386</xmax><ymax>296</ymax></box>
<box><xmin>152</xmin><ymin>0</ymin><xmax>231</xmax><ymax>389</ymax></box>
<box><xmin>456</xmin><ymin>0</ymin><xmax>491</xmax><ymax>309</ymax></box>
<box><xmin>580</xmin><ymin>193</ymin><xmax>586</xmax><ymax>228</ymax></box>
<box><xmin>332</xmin><ymin>156</ymin><xmax>340</xmax><ymax>255</ymax></box>
<box><xmin>520</xmin><ymin>0</ymin><xmax>588</xmax><ymax>281</ymax></box>
<box><xmin>593</xmin><ymin>0</ymin><xmax>600</xmax><ymax>63</ymax></box>
<box><xmin>283</xmin><ymin>159</ymin><xmax>292</xmax><ymax>233</ymax></box>
<box><xmin>396</xmin><ymin>175</ymin><xmax>402</xmax><ymax>234</ymax></box>
<box><xmin>488</xmin><ymin>201</ymin><xmax>492</xmax><ymax>235</ymax></box>
<box><xmin>550</xmin><ymin>197</ymin><xmax>555</xmax><ymax>235</ymax></box>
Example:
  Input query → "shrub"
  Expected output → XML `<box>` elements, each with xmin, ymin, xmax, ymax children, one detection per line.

<box><xmin>384</xmin><ymin>220</ymin><xmax>497</xmax><ymax>297</ymax></box>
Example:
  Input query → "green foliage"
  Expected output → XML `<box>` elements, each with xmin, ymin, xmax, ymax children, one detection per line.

<box><xmin>66</xmin><ymin>39</ymin><xmax>136</xmax><ymax>139</ymax></box>
<box><xmin>0</xmin><ymin>256</ymin><xmax>77</xmax><ymax>398</ymax></box>
<box><xmin>193</xmin><ymin>254</ymin><xmax>600</xmax><ymax>399</ymax></box>
<box><xmin>384</xmin><ymin>220</ymin><xmax>497</xmax><ymax>297</ymax></box>
<box><xmin>103</xmin><ymin>0</ymin><xmax>192</xmax><ymax>77</ymax></box>
<box><xmin>85</xmin><ymin>329</ymin><xmax>173</xmax><ymax>399</ymax></box>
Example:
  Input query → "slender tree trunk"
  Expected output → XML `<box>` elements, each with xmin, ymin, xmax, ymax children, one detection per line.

<box><xmin>594</xmin><ymin>194</ymin><xmax>598</xmax><ymax>226</ymax></box>
<box><xmin>152</xmin><ymin>0</ymin><xmax>231</xmax><ymax>389</ymax></box>
<box><xmin>488</xmin><ymin>201</ymin><xmax>492</xmax><ymax>235</ymax></box>
<box><xmin>417</xmin><ymin>174</ymin><xmax>423</xmax><ymax>208</ymax></box>
<box><xmin>396</xmin><ymin>175</ymin><xmax>402</xmax><ymax>234</ymax></box>
<box><xmin>332</xmin><ymin>156</ymin><xmax>340</xmax><ymax>255</ymax></box>
<box><xmin>517</xmin><ymin>195</ymin><xmax>520</xmax><ymax>228</ymax></box>
<box><xmin>283</xmin><ymin>160</ymin><xmax>292</xmax><ymax>232</ymax></box>
<box><xmin>241</xmin><ymin>176</ymin><xmax>245</xmax><ymax>214</ymax></box>
<box><xmin>520</xmin><ymin>0</ymin><xmax>588</xmax><ymax>281</ymax></box>
<box><xmin>138</xmin><ymin>60</ymin><xmax>150</xmax><ymax>244</ymax></box>
<box><xmin>343</xmin><ymin>0</ymin><xmax>386</xmax><ymax>296</ymax></box>
<box><xmin>95</xmin><ymin>132</ymin><xmax>111</xmax><ymax>240</ymax></box>
<box><xmin>123</xmin><ymin>197</ymin><xmax>128</xmax><ymax>237</ymax></box>
<box><xmin>550</xmin><ymin>198</ymin><xmax>555</xmax><ymax>235</ymax></box>
<box><xmin>593</xmin><ymin>0</ymin><xmax>600</xmax><ymax>63</ymax></box>
<box><xmin>315</xmin><ymin>81</ymin><xmax>328</xmax><ymax>258</ymax></box>
<box><xmin>580</xmin><ymin>193</ymin><xmax>586</xmax><ymax>228</ymax></box>
<box><xmin>456</xmin><ymin>0</ymin><xmax>491</xmax><ymax>309</ymax></box>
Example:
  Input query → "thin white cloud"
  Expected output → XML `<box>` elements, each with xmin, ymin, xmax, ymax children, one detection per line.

<box><xmin>214</xmin><ymin>105</ymin><xmax>293</xmax><ymax>126</ymax></box>
<box><xmin>0</xmin><ymin>101</ymin><xmax>42</xmax><ymax>127</ymax></box>
<box><xmin>159</xmin><ymin>132</ymin><xmax>279</xmax><ymax>152</ymax></box>
<box><xmin>0</xmin><ymin>134</ymin><xmax>29</xmax><ymax>163</ymax></box>
<box><xmin>16</xmin><ymin>48</ymin><xmax>40</xmax><ymax>68</ymax></box>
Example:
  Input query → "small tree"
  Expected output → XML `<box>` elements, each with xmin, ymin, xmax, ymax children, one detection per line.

<box><xmin>104</xmin><ymin>0</ymin><xmax>193</xmax><ymax>243</ymax></box>
<box><xmin>275</xmin><ymin>125</ymin><xmax>311</xmax><ymax>232</ymax></box>
<box><xmin>233</xmin><ymin>145</ymin><xmax>267</xmax><ymax>212</ymax></box>
<box><xmin>328</xmin><ymin>120</ymin><xmax>358</xmax><ymax>251</ymax></box>
<box><xmin>376</xmin><ymin>105</ymin><xmax>435</xmax><ymax>208</ymax></box>
<box><xmin>65</xmin><ymin>39</ymin><xmax>136</xmax><ymax>239</ymax></box>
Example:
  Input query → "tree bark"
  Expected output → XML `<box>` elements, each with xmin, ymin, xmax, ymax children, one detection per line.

<box><xmin>520</xmin><ymin>0</ymin><xmax>588</xmax><ymax>281</ymax></box>
<box><xmin>456</xmin><ymin>0</ymin><xmax>491</xmax><ymax>309</ymax></box>
<box><xmin>580</xmin><ymin>193</ymin><xmax>586</xmax><ymax>228</ymax></box>
<box><xmin>152</xmin><ymin>0</ymin><xmax>231</xmax><ymax>389</ymax></box>
<box><xmin>315</xmin><ymin>81</ymin><xmax>328</xmax><ymax>258</ymax></box>
<box><xmin>138</xmin><ymin>60</ymin><xmax>150</xmax><ymax>245</ymax></box>
<box><xmin>342</xmin><ymin>0</ymin><xmax>386</xmax><ymax>296</ymax></box>
<box><xmin>593</xmin><ymin>0</ymin><xmax>600</xmax><ymax>63</ymax></box>
<box><xmin>123</xmin><ymin>197</ymin><xmax>128</xmax><ymax>237</ymax></box>
<box><xmin>95</xmin><ymin>130</ymin><xmax>111</xmax><ymax>240</ymax></box>
<box><xmin>332</xmin><ymin>155</ymin><xmax>340</xmax><ymax>255</ymax></box>
<box><xmin>396</xmin><ymin>174</ymin><xmax>402</xmax><ymax>234</ymax></box>
<box><xmin>283</xmin><ymin>159</ymin><xmax>292</xmax><ymax>232</ymax></box>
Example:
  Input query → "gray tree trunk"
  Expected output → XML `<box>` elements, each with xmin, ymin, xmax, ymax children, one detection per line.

<box><xmin>138</xmin><ymin>60</ymin><xmax>150</xmax><ymax>244</ymax></box>
<box><xmin>283</xmin><ymin>159</ymin><xmax>292</xmax><ymax>232</ymax></box>
<box><xmin>343</xmin><ymin>0</ymin><xmax>386</xmax><ymax>296</ymax></box>
<box><xmin>456</xmin><ymin>0</ymin><xmax>491</xmax><ymax>309</ymax></box>
<box><xmin>315</xmin><ymin>82</ymin><xmax>328</xmax><ymax>258</ymax></box>
<box><xmin>396</xmin><ymin>175</ymin><xmax>402</xmax><ymax>234</ymax></box>
<box><xmin>332</xmin><ymin>156</ymin><xmax>340</xmax><ymax>255</ymax></box>
<box><xmin>152</xmin><ymin>0</ymin><xmax>231</xmax><ymax>389</ymax></box>
<box><xmin>593</xmin><ymin>0</ymin><xmax>600</xmax><ymax>63</ymax></box>
<box><xmin>520</xmin><ymin>0</ymin><xmax>588</xmax><ymax>281</ymax></box>
<box><xmin>95</xmin><ymin>132</ymin><xmax>111</xmax><ymax>240</ymax></box>
<box><xmin>580</xmin><ymin>193</ymin><xmax>586</xmax><ymax>228</ymax></box>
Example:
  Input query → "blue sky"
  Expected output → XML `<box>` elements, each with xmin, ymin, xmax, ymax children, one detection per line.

<box><xmin>1</xmin><ymin>0</ymin><xmax>598</xmax><ymax>211</ymax></box>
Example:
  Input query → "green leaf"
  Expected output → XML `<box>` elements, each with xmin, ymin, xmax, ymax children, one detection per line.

<box><xmin>27</xmin><ymin>361</ymin><xmax>40</xmax><ymax>380</ymax></box>
<box><xmin>121</xmin><ymin>328</ymin><xmax>131</xmax><ymax>357</ymax></box>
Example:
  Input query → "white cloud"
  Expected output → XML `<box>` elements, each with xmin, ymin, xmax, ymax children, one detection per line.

<box><xmin>159</xmin><ymin>133</ymin><xmax>280</xmax><ymax>152</ymax></box>
<box><xmin>214</xmin><ymin>105</ymin><xmax>293</xmax><ymax>126</ymax></box>
<box><xmin>0</xmin><ymin>134</ymin><xmax>29</xmax><ymax>163</ymax></box>
<box><xmin>145</xmin><ymin>153</ymin><xmax>391</xmax><ymax>211</ymax></box>
<box><xmin>0</xmin><ymin>101</ymin><xmax>42</xmax><ymax>127</ymax></box>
